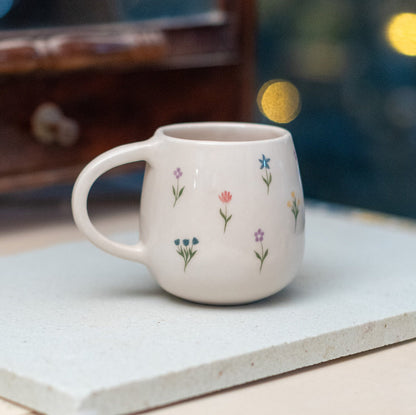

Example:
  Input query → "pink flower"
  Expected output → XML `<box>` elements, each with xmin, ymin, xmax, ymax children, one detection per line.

<box><xmin>219</xmin><ymin>191</ymin><xmax>232</xmax><ymax>203</ymax></box>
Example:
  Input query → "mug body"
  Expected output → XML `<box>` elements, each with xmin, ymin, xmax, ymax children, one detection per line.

<box><xmin>139</xmin><ymin>122</ymin><xmax>305</xmax><ymax>304</ymax></box>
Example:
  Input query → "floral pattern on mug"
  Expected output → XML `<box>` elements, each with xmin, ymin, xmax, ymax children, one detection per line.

<box><xmin>287</xmin><ymin>191</ymin><xmax>301</xmax><ymax>231</ymax></box>
<box><xmin>254</xmin><ymin>228</ymin><xmax>268</xmax><ymax>272</ymax></box>
<box><xmin>174</xmin><ymin>237</ymin><xmax>199</xmax><ymax>271</ymax></box>
<box><xmin>172</xmin><ymin>167</ymin><xmax>185</xmax><ymax>207</ymax></box>
<box><xmin>259</xmin><ymin>154</ymin><xmax>272</xmax><ymax>194</ymax></box>
<box><xmin>219</xmin><ymin>190</ymin><xmax>233</xmax><ymax>232</ymax></box>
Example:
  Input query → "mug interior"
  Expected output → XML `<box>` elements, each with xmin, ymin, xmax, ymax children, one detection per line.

<box><xmin>161</xmin><ymin>123</ymin><xmax>288</xmax><ymax>142</ymax></box>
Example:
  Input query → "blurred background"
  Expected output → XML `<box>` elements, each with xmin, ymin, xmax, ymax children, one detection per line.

<box><xmin>0</xmin><ymin>0</ymin><xmax>415</xmax><ymax>232</ymax></box>
<box><xmin>257</xmin><ymin>0</ymin><xmax>416</xmax><ymax>218</ymax></box>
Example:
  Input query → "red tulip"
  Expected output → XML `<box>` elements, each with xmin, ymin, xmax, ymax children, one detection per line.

<box><xmin>218</xmin><ymin>191</ymin><xmax>232</xmax><ymax>203</ymax></box>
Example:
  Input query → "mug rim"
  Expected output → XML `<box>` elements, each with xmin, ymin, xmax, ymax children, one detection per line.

<box><xmin>156</xmin><ymin>122</ymin><xmax>291</xmax><ymax>144</ymax></box>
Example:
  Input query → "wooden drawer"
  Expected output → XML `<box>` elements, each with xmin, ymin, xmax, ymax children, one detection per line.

<box><xmin>0</xmin><ymin>1</ymin><xmax>255</xmax><ymax>192</ymax></box>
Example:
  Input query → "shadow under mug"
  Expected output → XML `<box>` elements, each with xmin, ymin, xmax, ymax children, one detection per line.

<box><xmin>72</xmin><ymin>122</ymin><xmax>305</xmax><ymax>305</ymax></box>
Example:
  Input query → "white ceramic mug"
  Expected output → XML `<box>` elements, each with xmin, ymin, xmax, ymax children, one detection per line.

<box><xmin>72</xmin><ymin>122</ymin><xmax>305</xmax><ymax>304</ymax></box>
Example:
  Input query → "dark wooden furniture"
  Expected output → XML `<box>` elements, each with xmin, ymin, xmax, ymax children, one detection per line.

<box><xmin>0</xmin><ymin>0</ymin><xmax>255</xmax><ymax>192</ymax></box>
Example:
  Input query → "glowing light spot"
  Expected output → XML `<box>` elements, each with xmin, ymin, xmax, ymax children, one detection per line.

<box><xmin>257</xmin><ymin>80</ymin><xmax>301</xmax><ymax>124</ymax></box>
<box><xmin>386</xmin><ymin>13</ymin><xmax>416</xmax><ymax>56</ymax></box>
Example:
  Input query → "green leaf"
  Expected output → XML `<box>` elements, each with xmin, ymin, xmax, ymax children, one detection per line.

<box><xmin>189</xmin><ymin>249</ymin><xmax>197</xmax><ymax>260</ymax></box>
<box><xmin>254</xmin><ymin>251</ymin><xmax>261</xmax><ymax>260</ymax></box>
<box><xmin>172</xmin><ymin>185</ymin><xmax>176</xmax><ymax>196</ymax></box>
<box><xmin>262</xmin><ymin>176</ymin><xmax>268</xmax><ymax>185</ymax></box>
<box><xmin>178</xmin><ymin>186</ymin><xmax>185</xmax><ymax>197</ymax></box>
<box><xmin>263</xmin><ymin>249</ymin><xmax>269</xmax><ymax>259</ymax></box>
<box><xmin>269</xmin><ymin>173</ymin><xmax>272</xmax><ymax>184</ymax></box>
<box><xmin>219</xmin><ymin>208</ymin><xmax>226</xmax><ymax>220</ymax></box>
<box><xmin>226</xmin><ymin>214</ymin><xmax>232</xmax><ymax>223</ymax></box>
<box><xmin>176</xmin><ymin>249</ymin><xmax>184</xmax><ymax>258</ymax></box>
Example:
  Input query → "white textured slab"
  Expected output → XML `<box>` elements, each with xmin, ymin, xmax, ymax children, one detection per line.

<box><xmin>0</xmin><ymin>207</ymin><xmax>415</xmax><ymax>415</ymax></box>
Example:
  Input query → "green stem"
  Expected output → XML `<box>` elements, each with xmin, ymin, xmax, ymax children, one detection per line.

<box><xmin>184</xmin><ymin>247</ymin><xmax>189</xmax><ymax>271</ymax></box>
<box><xmin>224</xmin><ymin>205</ymin><xmax>227</xmax><ymax>232</ymax></box>
<box><xmin>294</xmin><ymin>210</ymin><xmax>298</xmax><ymax>231</ymax></box>
<box><xmin>267</xmin><ymin>171</ymin><xmax>270</xmax><ymax>194</ymax></box>
<box><xmin>173</xmin><ymin>178</ymin><xmax>179</xmax><ymax>207</ymax></box>
<box><xmin>184</xmin><ymin>244</ymin><xmax>195</xmax><ymax>271</ymax></box>
<box><xmin>263</xmin><ymin>170</ymin><xmax>271</xmax><ymax>194</ymax></box>
<box><xmin>260</xmin><ymin>242</ymin><xmax>264</xmax><ymax>271</ymax></box>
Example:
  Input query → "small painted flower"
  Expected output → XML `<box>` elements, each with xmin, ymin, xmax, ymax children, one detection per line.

<box><xmin>288</xmin><ymin>191</ymin><xmax>301</xmax><ymax>231</ymax></box>
<box><xmin>174</xmin><ymin>236</ymin><xmax>199</xmax><ymax>271</ymax></box>
<box><xmin>254</xmin><ymin>228</ymin><xmax>268</xmax><ymax>272</ymax></box>
<box><xmin>172</xmin><ymin>167</ymin><xmax>185</xmax><ymax>207</ymax></box>
<box><xmin>219</xmin><ymin>190</ymin><xmax>233</xmax><ymax>232</ymax></box>
<box><xmin>259</xmin><ymin>155</ymin><xmax>272</xmax><ymax>194</ymax></box>
<box><xmin>254</xmin><ymin>228</ymin><xmax>264</xmax><ymax>242</ymax></box>
<box><xmin>218</xmin><ymin>191</ymin><xmax>232</xmax><ymax>203</ymax></box>
<box><xmin>173</xmin><ymin>167</ymin><xmax>183</xmax><ymax>179</ymax></box>
<box><xmin>259</xmin><ymin>154</ymin><xmax>270</xmax><ymax>170</ymax></box>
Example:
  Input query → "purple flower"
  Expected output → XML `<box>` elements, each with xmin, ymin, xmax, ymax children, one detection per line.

<box><xmin>173</xmin><ymin>167</ymin><xmax>183</xmax><ymax>179</ymax></box>
<box><xmin>254</xmin><ymin>228</ymin><xmax>264</xmax><ymax>242</ymax></box>
<box><xmin>254</xmin><ymin>229</ymin><xmax>268</xmax><ymax>272</ymax></box>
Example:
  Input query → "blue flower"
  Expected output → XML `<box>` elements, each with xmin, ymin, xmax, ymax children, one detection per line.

<box><xmin>183</xmin><ymin>239</ymin><xmax>189</xmax><ymax>246</ymax></box>
<box><xmin>259</xmin><ymin>154</ymin><xmax>270</xmax><ymax>169</ymax></box>
<box><xmin>192</xmin><ymin>237</ymin><xmax>199</xmax><ymax>245</ymax></box>
<box><xmin>174</xmin><ymin>239</ymin><xmax>180</xmax><ymax>246</ymax></box>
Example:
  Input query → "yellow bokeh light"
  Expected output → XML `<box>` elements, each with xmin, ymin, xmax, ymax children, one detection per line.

<box><xmin>257</xmin><ymin>80</ymin><xmax>301</xmax><ymax>124</ymax></box>
<box><xmin>386</xmin><ymin>13</ymin><xmax>416</xmax><ymax>56</ymax></box>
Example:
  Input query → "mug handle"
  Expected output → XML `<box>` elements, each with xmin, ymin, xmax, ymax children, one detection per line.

<box><xmin>71</xmin><ymin>140</ymin><xmax>157</xmax><ymax>263</ymax></box>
